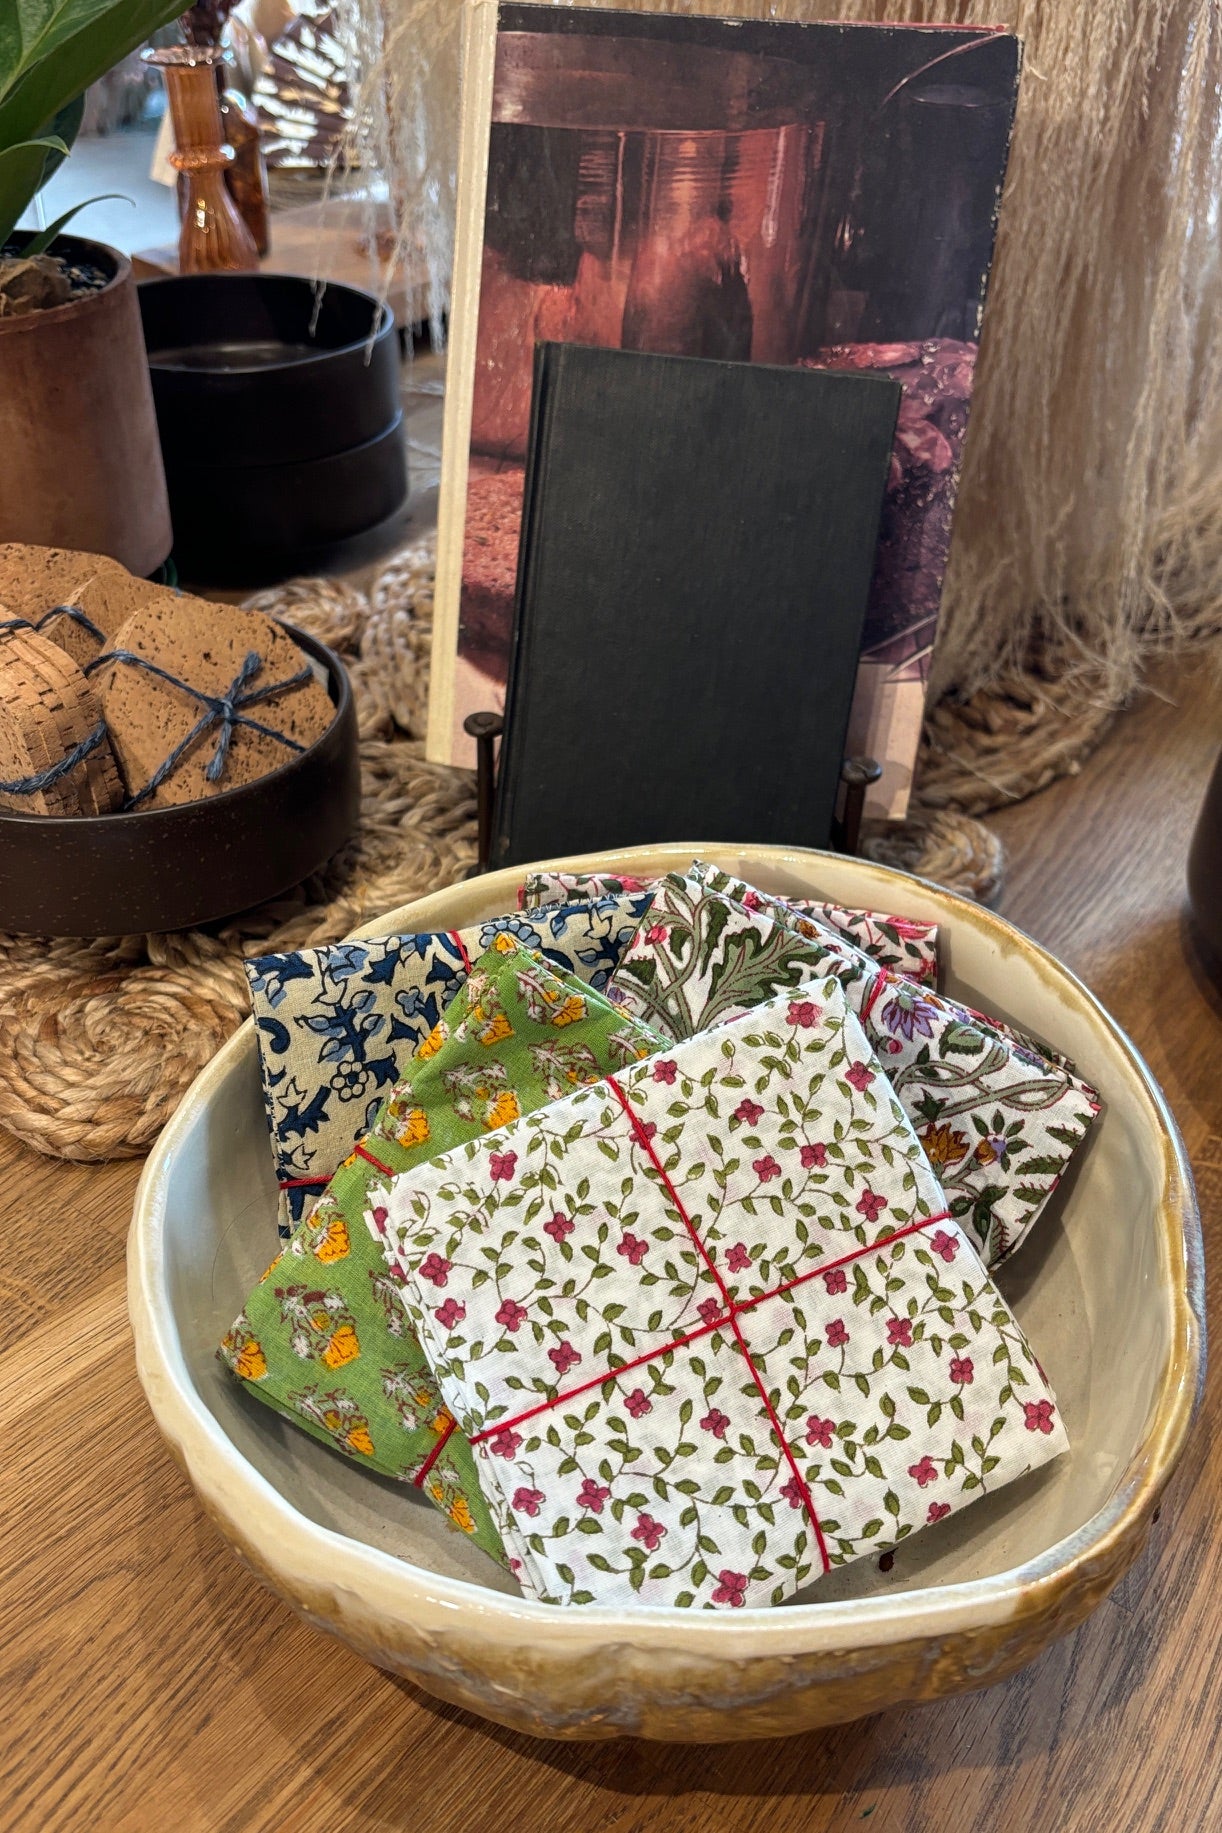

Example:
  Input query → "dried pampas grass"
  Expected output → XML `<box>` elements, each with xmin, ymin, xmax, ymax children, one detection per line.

<box><xmin>331</xmin><ymin>0</ymin><xmax>1222</xmax><ymax>711</ymax></box>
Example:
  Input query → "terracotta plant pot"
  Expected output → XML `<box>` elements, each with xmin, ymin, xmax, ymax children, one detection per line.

<box><xmin>0</xmin><ymin>233</ymin><xmax>172</xmax><ymax>575</ymax></box>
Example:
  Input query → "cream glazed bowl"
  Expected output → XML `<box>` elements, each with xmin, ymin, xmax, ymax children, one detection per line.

<box><xmin>127</xmin><ymin>843</ymin><xmax>1203</xmax><ymax>1741</ymax></box>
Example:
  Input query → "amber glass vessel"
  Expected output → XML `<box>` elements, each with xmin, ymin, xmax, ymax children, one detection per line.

<box><xmin>146</xmin><ymin>45</ymin><xmax>259</xmax><ymax>273</ymax></box>
<box><xmin>221</xmin><ymin>85</ymin><xmax>271</xmax><ymax>257</ymax></box>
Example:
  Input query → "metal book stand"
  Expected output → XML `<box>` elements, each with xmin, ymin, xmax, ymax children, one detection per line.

<box><xmin>462</xmin><ymin>712</ymin><xmax>882</xmax><ymax>877</ymax></box>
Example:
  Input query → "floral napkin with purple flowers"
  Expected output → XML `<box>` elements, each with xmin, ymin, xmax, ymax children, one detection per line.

<box><xmin>245</xmin><ymin>891</ymin><xmax>653</xmax><ymax>1234</ymax></box>
<box><xmin>690</xmin><ymin>864</ymin><xmax>1076</xmax><ymax>1077</ymax></box>
<box><xmin>518</xmin><ymin>869</ymin><xmax>939</xmax><ymax>986</ymax></box>
<box><xmin>606</xmin><ymin>870</ymin><xmax>1100</xmax><ymax>1267</ymax></box>
<box><xmin>379</xmin><ymin>981</ymin><xmax>1067</xmax><ymax>1610</ymax></box>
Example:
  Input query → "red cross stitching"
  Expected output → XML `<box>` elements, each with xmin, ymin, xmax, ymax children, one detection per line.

<box><xmin>860</xmin><ymin>963</ymin><xmax>891</xmax><ymax>1022</ymax></box>
<box><xmin>449</xmin><ymin>928</ymin><xmax>474</xmax><ymax>973</ymax></box>
<box><xmin>413</xmin><ymin>1413</ymin><xmax>458</xmax><ymax>1488</ymax></box>
<box><xmin>278</xmin><ymin>1142</ymin><xmax>394</xmax><ymax>1193</ymax></box>
<box><xmin>469</xmin><ymin>1074</ymin><xmax>951</xmax><ymax>1578</ymax></box>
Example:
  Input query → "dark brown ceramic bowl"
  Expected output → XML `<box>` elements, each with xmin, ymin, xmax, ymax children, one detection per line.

<box><xmin>0</xmin><ymin>624</ymin><xmax>359</xmax><ymax>935</ymax></box>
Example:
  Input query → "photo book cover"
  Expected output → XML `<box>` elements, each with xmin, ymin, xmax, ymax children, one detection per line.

<box><xmin>428</xmin><ymin>2</ymin><xmax>1020</xmax><ymax>818</ymax></box>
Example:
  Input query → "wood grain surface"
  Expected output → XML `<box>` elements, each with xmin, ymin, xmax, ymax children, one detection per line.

<box><xmin>2</xmin><ymin>661</ymin><xmax>1219</xmax><ymax>1833</ymax></box>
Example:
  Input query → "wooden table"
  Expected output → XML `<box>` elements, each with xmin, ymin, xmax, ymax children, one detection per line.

<box><xmin>4</xmin><ymin>665</ymin><xmax>1219</xmax><ymax>1833</ymax></box>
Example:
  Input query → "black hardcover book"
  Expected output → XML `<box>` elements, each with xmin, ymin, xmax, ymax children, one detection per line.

<box><xmin>491</xmin><ymin>342</ymin><xmax>901</xmax><ymax>868</ymax></box>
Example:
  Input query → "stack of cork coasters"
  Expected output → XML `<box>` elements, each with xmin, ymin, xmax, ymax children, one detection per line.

<box><xmin>0</xmin><ymin>542</ymin><xmax>167</xmax><ymax>653</ymax></box>
<box><xmin>93</xmin><ymin>595</ymin><xmax>334</xmax><ymax>808</ymax></box>
<box><xmin>0</xmin><ymin>627</ymin><xmax>124</xmax><ymax>815</ymax></box>
<box><xmin>0</xmin><ymin>542</ymin><xmax>335</xmax><ymax>816</ymax></box>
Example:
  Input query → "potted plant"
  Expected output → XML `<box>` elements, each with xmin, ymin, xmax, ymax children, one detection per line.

<box><xmin>0</xmin><ymin>2</ymin><xmax>186</xmax><ymax>573</ymax></box>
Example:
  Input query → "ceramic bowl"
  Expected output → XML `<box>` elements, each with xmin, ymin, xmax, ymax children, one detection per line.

<box><xmin>128</xmin><ymin>844</ymin><xmax>1203</xmax><ymax>1741</ymax></box>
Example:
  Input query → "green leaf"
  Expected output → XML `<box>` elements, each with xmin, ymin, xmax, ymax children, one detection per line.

<box><xmin>698</xmin><ymin>896</ymin><xmax>732</xmax><ymax>974</ymax></box>
<box><xmin>22</xmin><ymin>186</ymin><xmax>128</xmax><ymax>254</ymax></box>
<box><xmin>939</xmin><ymin>1022</ymin><xmax>981</xmax><ymax>1056</ymax></box>
<box><xmin>1</xmin><ymin>1</ymin><xmax>186</xmax><ymax>149</ymax></box>
<box><xmin>0</xmin><ymin>131</ymin><xmax>61</xmax><ymax>244</ymax></box>
<box><xmin>1013</xmin><ymin>1155</ymin><xmax>1068</xmax><ymax>1178</ymax></box>
<box><xmin>32</xmin><ymin>86</ymin><xmax>79</xmax><ymax>187</ymax></box>
<box><xmin>2</xmin><ymin>2</ymin><xmax>128</xmax><ymax>99</ymax></box>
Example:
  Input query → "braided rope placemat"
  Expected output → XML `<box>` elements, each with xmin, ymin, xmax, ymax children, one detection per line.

<box><xmin>914</xmin><ymin>669</ymin><xmax>1119</xmax><ymax>817</ymax></box>
<box><xmin>0</xmin><ymin>536</ymin><xmax>1109</xmax><ymax>1162</ymax></box>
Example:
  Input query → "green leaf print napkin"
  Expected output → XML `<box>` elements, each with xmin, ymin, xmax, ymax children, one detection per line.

<box><xmin>606</xmin><ymin>870</ymin><xmax>1100</xmax><ymax>1267</ymax></box>
<box><xmin>518</xmin><ymin>869</ymin><xmax>940</xmax><ymax>985</ymax></box>
<box><xmin>220</xmin><ymin>935</ymin><xmax>665</xmax><ymax>1564</ymax></box>
<box><xmin>380</xmin><ymin>981</ymin><xmax>1068</xmax><ymax>1610</ymax></box>
<box><xmin>689</xmin><ymin>863</ymin><xmax>1076</xmax><ymax>1075</ymax></box>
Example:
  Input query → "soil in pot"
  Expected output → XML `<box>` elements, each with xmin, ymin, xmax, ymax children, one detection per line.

<box><xmin>0</xmin><ymin>247</ymin><xmax>110</xmax><ymax>316</ymax></box>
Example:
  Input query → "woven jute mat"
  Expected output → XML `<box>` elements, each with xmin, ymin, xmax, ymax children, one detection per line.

<box><xmin>0</xmin><ymin>536</ymin><xmax>1111</xmax><ymax>1163</ymax></box>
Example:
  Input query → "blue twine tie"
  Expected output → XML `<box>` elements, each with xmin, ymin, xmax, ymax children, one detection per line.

<box><xmin>0</xmin><ymin>642</ymin><xmax>315</xmax><ymax>808</ymax></box>
<box><xmin>0</xmin><ymin>603</ymin><xmax>109</xmax><ymax>647</ymax></box>
<box><xmin>0</xmin><ymin>721</ymin><xmax>109</xmax><ymax>798</ymax></box>
<box><xmin>83</xmin><ymin>647</ymin><xmax>314</xmax><ymax>809</ymax></box>
<box><xmin>0</xmin><ymin>606</ymin><xmax>111</xmax><ymax>800</ymax></box>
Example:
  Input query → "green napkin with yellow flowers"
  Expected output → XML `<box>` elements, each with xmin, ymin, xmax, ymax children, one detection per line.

<box><xmin>221</xmin><ymin>935</ymin><xmax>665</xmax><ymax>1565</ymax></box>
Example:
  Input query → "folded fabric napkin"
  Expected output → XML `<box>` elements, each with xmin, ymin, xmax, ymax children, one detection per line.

<box><xmin>520</xmin><ymin>870</ymin><xmax>654</xmax><ymax>903</ymax></box>
<box><xmin>606</xmin><ymin>870</ymin><xmax>1099</xmax><ymax>1267</ymax></box>
<box><xmin>246</xmin><ymin>890</ymin><xmax>653</xmax><ymax>1234</ymax></box>
<box><xmin>690</xmin><ymin>862</ymin><xmax>1081</xmax><ymax>1078</ymax></box>
<box><xmin>519</xmin><ymin>868</ymin><xmax>939</xmax><ymax>986</ymax></box>
<box><xmin>381</xmin><ymin>982</ymin><xmax>1068</xmax><ymax>1610</ymax></box>
<box><xmin>221</xmin><ymin>937</ymin><xmax>665</xmax><ymax>1561</ymax></box>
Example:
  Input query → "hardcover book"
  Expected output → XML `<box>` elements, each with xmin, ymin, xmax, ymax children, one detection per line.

<box><xmin>490</xmin><ymin>342</ymin><xmax>899</xmax><ymax>866</ymax></box>
<box><xmin>427</xmin><ymin>1</ymin><xmax>1020</xmax><ymax>817</ymax></box>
